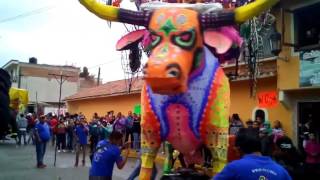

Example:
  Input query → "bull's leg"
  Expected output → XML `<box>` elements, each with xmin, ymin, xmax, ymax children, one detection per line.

<box><xmin>139</xmin><ymin>128</ymin><xmax>161</xmax><ymax>180</ymax></box>
<box><xmin>140</xmin><ymin>85</ymin><xmax>161</xmax><ymax>180</ymax></box>
<box><xmin>200</xmin><ymin>69</ymin><xmax>231</xmax><ymax>175</ymax></box>
<box><xmin>206</xmin><ymin>129</ymin><xmax>229</xmax><ymax>174</ymax></box>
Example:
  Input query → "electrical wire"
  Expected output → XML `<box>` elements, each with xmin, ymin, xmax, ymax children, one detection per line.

<box><xmin>0</xmin><ymin>5</ymin><xmax>55</xmax><ymax>24</ymax></box>
<box><xmin>87</xmin><ymin>60</ymin><xmax>118</xmax><ymax>69</ymax></box>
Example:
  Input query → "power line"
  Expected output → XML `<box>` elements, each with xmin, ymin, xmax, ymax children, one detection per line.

<box><xmin>87</xmin><ymin>60</ymin><xmax>118</xmax><ymax>69</ymax></box>
<box><xmin>0</xmin><ymin>5</ymin><xmax>55</xmax><ymax>24</ymax></box>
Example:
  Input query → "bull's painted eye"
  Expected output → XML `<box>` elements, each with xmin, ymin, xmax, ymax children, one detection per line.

<box><xmin>150</xmin><ymin>32</ymin><xmax>161</xmax><ymax>49</ymax></box>
<box><xmin>172</xmin><ymin>29</ymin><xmax>196</xmax><ymax>50</ymax></box>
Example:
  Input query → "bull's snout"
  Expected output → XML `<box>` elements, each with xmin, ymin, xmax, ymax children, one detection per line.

<box><xmin>143</xmin><ymin>62</ymin><xmax>187</xmax><ymax>94</ymax></box>
<box><xmin>143</xmin><ymin>62</ymin><xmax>181</xmax><ymax>79</ymax></box>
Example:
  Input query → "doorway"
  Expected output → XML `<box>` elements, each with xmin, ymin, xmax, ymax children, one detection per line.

<box><xmin>297</xmin><ymin>102</ymin><xmax>320</xmax><ymax>150</ymax></box>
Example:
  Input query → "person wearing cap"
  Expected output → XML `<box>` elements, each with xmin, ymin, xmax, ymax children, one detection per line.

<box><xmin>273</xmin><ymin>136</ymin><xmax>304</xmax><ymax>179</ymax></box>
<box><xmin>34</xmin><ymin>115</ymin><xmax>51</xmax><ymax>168</ymax></box>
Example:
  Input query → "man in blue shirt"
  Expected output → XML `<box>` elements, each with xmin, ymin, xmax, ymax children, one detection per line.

<box><xmin>214</xmin><ymin>128</ymin><xmax>292</xmax><ymax>180</ymax></box>
<box><xmin>34</xmin><ymin>115</ymin><xmax>50</xmax><ymax>168</ymax></box>
<box><xmin>75</xmin><ymin>119</ymin><xmax>89</xmax><ymax>167</ymax></box>
<box><xmin>89</xmin><ymin>131</ymin><xmax>129</xmax><ymax>180</ymax></box>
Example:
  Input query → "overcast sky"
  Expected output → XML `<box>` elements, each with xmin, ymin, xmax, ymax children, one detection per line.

<box><xmin>0</xmin><ymin>0</ymin><xmax>144</xmax><ymax>83</ymax></box>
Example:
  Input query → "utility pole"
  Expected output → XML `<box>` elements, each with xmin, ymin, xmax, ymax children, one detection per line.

<box><xmin>97</xmin><ymin>67</ymin><xmax>100</xmax><ymax>86</ymax></box>
<box><xmin>48</xmin><ymin>71</ymin><xmax>74</xmax><ymax>167</ymax></box>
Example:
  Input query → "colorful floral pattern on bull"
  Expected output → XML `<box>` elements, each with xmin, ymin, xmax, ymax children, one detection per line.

<box><xmin>78</xmin><ymin>0</ymin><xmax>280</xmax><ymax>179</ymax></box>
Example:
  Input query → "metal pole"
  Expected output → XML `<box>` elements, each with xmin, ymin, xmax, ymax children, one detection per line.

<box><xmin>97</xmin><ymin>67</ymin><xmax>101</xmax><ymax>86</ymax></box>
<box><xmin>54</xmin><ymin>74</ymin><xmax>63</xmax><ymax>167</ymax></box>
<box><xmin>57</xmin><ymin>74</ymin><xmax>62</xmax><ymax>120</ymax></box>
<box><xmin>49</xmin><ymin>71</ymin><xmax>73</xmax><ymax>167</ymax></box>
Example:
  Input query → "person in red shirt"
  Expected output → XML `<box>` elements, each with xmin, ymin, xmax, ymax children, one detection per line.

<box><xmin>304</xmin><ymin>133</ymin><xmax>320</xmax><ymax>175</ymax></box>
<box><xmin>50</xmin><ymin>115</ymin><xmax>58</xmax><ymax>146</ymax></box>
<box><xmin>55</xmin><ymin>119</ymin><xmax>67</xmax><ymax>152</ymax></box>
<box><xmin>26</xmin><ymin>113</ymin><xmax>36</xmax><ymax>145</ymax></box>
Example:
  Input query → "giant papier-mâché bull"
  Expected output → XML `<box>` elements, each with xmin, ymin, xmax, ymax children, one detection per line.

<box><xmin>79</xmin><ymin>0</ymin><xmax>280</xmax><ymax>179</ymax></box>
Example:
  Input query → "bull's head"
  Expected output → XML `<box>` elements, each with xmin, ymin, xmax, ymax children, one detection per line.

<box><xmin>80</xmin><ymin>0</ymin><xmax>279</xmax><ymax>94</ymax></box>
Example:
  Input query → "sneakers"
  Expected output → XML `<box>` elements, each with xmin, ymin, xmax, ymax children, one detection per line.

<box><xmin>62</xmin><ymin>150</ymin><xmax>67</xmax><ymax>153</ymax></box>
<box><xmin>37</xmin><ymin>164</ymin><xmax>46</xmax><ymax>168</ymax></box>
<box><xmin>58</xmin><ymin>150</ymin><xmax>61</xmax><ymax>153</ymax></box>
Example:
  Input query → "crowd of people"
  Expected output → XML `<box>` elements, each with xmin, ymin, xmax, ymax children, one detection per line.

<box><xmin>14</xmin><ymin>110</ymin><xmax>141</xmax><ymax>168</ymax></box>
<box><xmin>227</xmin><ymin>113</ymin><xmax>320</xmax><ymax>179</ymax></box>
<box><xmin>13</xmin><ymin>110</ymin><xmax>320</xmax><ymax>179</ymax></box>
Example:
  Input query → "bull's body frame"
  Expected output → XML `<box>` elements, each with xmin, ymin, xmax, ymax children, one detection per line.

<box><xmin>140</xmin><ymin>47</ymin><xmax>230</xmax><ymax>177</ymax></box>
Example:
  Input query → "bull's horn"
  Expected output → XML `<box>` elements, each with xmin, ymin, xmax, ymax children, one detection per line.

<box><xmin>234</xmin><ymin>0</ymin><xmax>279</xmax><ymax>23</ymax></box>
<box><xmin>79</xmin><ymin>0</ymin><xmax>151</xmax><ymax>26</ymax></box>
<box><xmin>200</xmin><ymin>10</ymin><xmax>235</xmax><ymax>29</ymax></box>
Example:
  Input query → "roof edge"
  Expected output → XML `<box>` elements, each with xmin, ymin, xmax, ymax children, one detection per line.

<box><xmin>65</xmin><ymin>89</ymin><xmax>141</xmax><ymax>102</ymax></box>
<box><xmin>2</xmin><ymin>60</ymin><xmax>19</xmax><ymax>69</ymax></box>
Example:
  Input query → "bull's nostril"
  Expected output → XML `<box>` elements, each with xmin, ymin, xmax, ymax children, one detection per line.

<box><xmin>167</xmin><ymin>69</ymin><xmax>180</xmax><ymax>78</ymax></box>
<box><xmin>166</xmin><ymin>63</ymin><xmax>181</xmax><ymax>79</ymax></box>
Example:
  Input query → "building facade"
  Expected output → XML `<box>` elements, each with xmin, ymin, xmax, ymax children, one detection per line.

<box><xmin>66</xmin><ymin>79</ymin><xmax>142</xmax><ymax>118</ymax></box>
<box><xmin>2</xmin><ymin>59</ymin><xmax>80</xmax><ymax>115</ymax></box>
<box><xmin>274</xmin><ymin>0</ymin><xmax>320</xmax><ymax>148</ymax></box>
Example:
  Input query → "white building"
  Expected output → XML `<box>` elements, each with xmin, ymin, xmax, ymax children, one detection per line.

<box><xmin>2</xmin><ymin>58</ymin><xmax>81</xmax><ymax>115</ymax></box>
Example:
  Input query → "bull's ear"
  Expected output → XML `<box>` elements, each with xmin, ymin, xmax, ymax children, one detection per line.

<box><xmin>204</xmin><ymin>27</ymin><xmax>242</xmax><ymax>54</ymax></box>
<box><xmin>204</xmin><ymin>30</ymin><xmax>233</xmax><ymax>54</ymax></box>
<box><xmin>116</xmin><ymin>29</ymin><xmax>147</xmax><ymax>51</ymax></box>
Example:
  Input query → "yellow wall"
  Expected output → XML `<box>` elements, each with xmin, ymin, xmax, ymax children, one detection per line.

<box><xmin>230</xmin><ymin>77</ymin><xmax>293</xmax><ymax>138</ymax></box>
<box><xmin>67</xmin><ymin>77</ymin><xmax>293</xmax><ymax>138</ymax></box>
<box><xmin>275</xmin><ymin>0</ymin><xmax>320</xmax><ymax>90</ymax></box>
<box><xmin>275</xmin><ymin>6</ymin><xmax>300</xmax><ymax>90</ymax></box>
<box><xmin>67</xmin><ymin>93</ymin><xmax>140</xmax><ymax>120</ymax></box>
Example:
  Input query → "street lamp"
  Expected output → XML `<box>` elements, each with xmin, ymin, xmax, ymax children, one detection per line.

<box><xmin>270</xmin><ymin>31</ymin><xmax>288</xmax><ymax>61</ymax></box>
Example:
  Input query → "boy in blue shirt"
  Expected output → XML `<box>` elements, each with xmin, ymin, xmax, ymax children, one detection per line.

<box><xmin>89</xmin><ymin>131</ymin><xmax>129</xmax><ymax>180</ymax></box>
<box><xmin>34</xmin><ymin>115</ymin><xmax>50</xmax><ymax>168</ymax></box>
<box><xmin>214</xmin><ymin>128</ymin><xmax>292</xmax><ymax>180</ymax></box>
<box><xmin>75</xmin><ymin>119</ymin><xmax>89</xmax><ymax>167</ymax></box>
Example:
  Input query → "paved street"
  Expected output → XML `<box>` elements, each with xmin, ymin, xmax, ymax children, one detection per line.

<box><xmin>0</xmin><ymin>140</ymin><xmax>162</xmax><ymax>180</ymax></box>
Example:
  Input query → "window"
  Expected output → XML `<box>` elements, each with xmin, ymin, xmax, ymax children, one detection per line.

<box><xmin>294</xmin><ymin>3</ymin><xmax>320</xmax><ymax>51</ymax></box>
